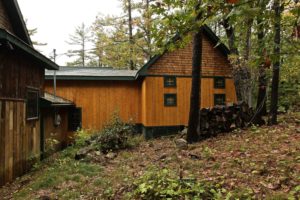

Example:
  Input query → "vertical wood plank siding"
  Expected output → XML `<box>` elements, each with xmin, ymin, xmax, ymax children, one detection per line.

<box><xmin>0</xmin><ymin>36</ymin><xmax>44</xmax><ymax>187</ymax></box>
<box><xmin>0</xmin><ymin>50</ymin><xmax>44</xmax><ymax>100</ymax></box>
<box><xmin>42</xmin><ymin>108</ymin><xmax>73</xmax><ymax>151</ymax></box>
<box><xmin>141</xmin><ymin>77</ymin><xmax>237</xmax><ymax>127</ymax></box>
<box><xmin>45</xmin><ymin>80</ymin><xmax>142</xmax><ymax>130</ymax></box>
<box><xmin>0</xmin><ymin>100</ymin><xmax>40</xmax><ymax>185</ymax></box>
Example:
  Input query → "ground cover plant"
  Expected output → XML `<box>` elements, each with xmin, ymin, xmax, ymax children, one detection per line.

<box><xmin>0</xmin><ymin>112</ymin><xmax>299</xmax><ymax>199</ymax></box>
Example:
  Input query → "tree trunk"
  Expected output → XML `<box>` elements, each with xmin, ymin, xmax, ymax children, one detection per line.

<box><xmin>244</xmin><ymin>18</ymin><xmax>253</xmax><ymax>107</ymax></box>
<box><xmin>144</xmin><ymin>0</ymin><xmax>152</xmax><ymax>59</ymax></box>
<box><xmin>82</xmin><ymin>37</ymin><xmax>85</xmax><ymax>67</ymax></box>
<box><xmin>253</xmin><ymin>2</ymin><xmax>267</xmax><ymax>125</ymax></box>
<box><xmin>269</xmin><ymin>0</ymin><xmax>281</xmax><ymax>125</ymax></box>
<box><xmin>222</xmin><ymin>18</ymin><xmax>238</xmax><ymax>55</ymax></box>
<box><xmin>222</xmin><ymin>18</ymin><xmax>243</xmax><ymax>102</ymax></box>
<box><xmin>128</xmin><ymin>0</ymin><xmax>134</xmax><ymax>70</ymax></box>
<box><xmin>187</xmin><ymin>27</ymin><xmax>202</xmax><ymax>143</ymax></box>
<box><xmin>187</xmin><ymin>1</ymin><xmax>202</xmax><ymax>143</ymax></box>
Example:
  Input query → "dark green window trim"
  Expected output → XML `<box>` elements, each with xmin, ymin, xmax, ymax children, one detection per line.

<box><xmin>214</xmin><ymin>77</ymin><xmax>225</xmax><ymax>89</ymax></box>
<box><xmin>164</xmin><ymin>94</ymin><xmax>177</xmax><ymax>107</ymax></box>
<box><xmin>164</xmin><ymin>76</ymin><xmax>176</xmax><ymax>87</ymax></box>
<box><xmin>214</xmin><ymin>94</ymin><xmax>226</xmax><ymax>106</ymax></box>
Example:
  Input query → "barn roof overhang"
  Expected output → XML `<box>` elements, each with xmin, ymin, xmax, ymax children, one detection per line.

<box><xmin>0</xmin><ymin>28</ymin><xmax>59</xmax><ymax>70</ymax></box>
<box><xmin>40</xmin><ymin>92</ymin><xmax>75</xmax><ymax>108</ymax></box>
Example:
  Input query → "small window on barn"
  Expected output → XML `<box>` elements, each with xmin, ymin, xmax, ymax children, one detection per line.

<box><xmin>26</xmin><ymin>88</ymin><xmax>39</xmax><ymax>120</ymax></box>
<box><xmin>214</xmin><ymin>77</ymin><xmax>225</xmax><ymax>89</ymax></box>
<box><xmin>214</xmin><ymin>94</ymin><xmax>226</xmax><ymax>106</ymax></box>
<box><xmin>164</xmin><ymin>76</ymin><xmax>176</xmax><ymax>87</ymax></box>
<box><xmin>164</xmin><ymin>94</ymin><xmax>177</xmax><ymax>107</ymax></box>
<box><xmin>68</xmin><ymin>107</ymin><xmax>82</xmax><ymax>131</ymax></box>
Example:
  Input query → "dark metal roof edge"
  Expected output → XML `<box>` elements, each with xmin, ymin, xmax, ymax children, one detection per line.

<box><xmin>45</xmin><ymin>75</ymin><xmax>137</xmax><ymax>81</ymax></box>
<box><xmin>3</xmin><ymin>0</ymin><xmax>32</xmax><ymax>46</ymax></box>
<box><xmin>202</xmin><ymin>25</ymin><xmax>230</xmax><ymax>55</ymax></box>
<box><xmin>0</xmin><ymin>28</ymin><xmax>58</xmax><ymax>70</ymax></box>
<box><xmin>40</xmin><ymin>96</ymin><xmax>75</xmax><ymax>108</ymax></box>
<box><xmin>49</xmin><ymin>104</ymin><xmax>75</xmax><ymax>107</ymax></box>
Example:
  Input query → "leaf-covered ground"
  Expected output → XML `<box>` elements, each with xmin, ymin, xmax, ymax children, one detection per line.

<box><xmin>0</xmin><ymin>112</ymin><xmax>299</xmax><ymax>199</ymax></box>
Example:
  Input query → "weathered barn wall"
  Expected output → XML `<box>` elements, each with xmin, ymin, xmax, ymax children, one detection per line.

<box><xmin>44</xmin><ymin>80</ymin><xmax>142</xmax><ymax>130</ymax></box>
<box><xmin>0</xmin><ymin>50</ymin><xmax>44</xmax><ymax>100</ymax></box>
<box><xmin>0</xmin><ymin>0</ymin><xmax>14</xmax><ymax>33</ymax></box>
<box><xmin>0</xmin><ymin>49</ymin><xmax>44</xmax><ymax>186</ymax></box>
<box><xmin>141</xmin><ymin>77</ymin><xmax>236</xmax><ymax>127</ymax></box>
<box><xmin>0</xmin><ymin>101</ymin><xmax>40</xmax><ymax>186</ymax></box>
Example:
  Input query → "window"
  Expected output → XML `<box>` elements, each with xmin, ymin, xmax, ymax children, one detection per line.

<box><xmin>214</xmin><ymin>77</ymin><xmax>225</xmax><ymax>89</ymax></box>
<box><xmin>214</xmin><ymin>94</ymin><xmax>226</xmax><ymax>106</ymax></box>
<box><xmin>164</xmin><ymin>94</ymin><xmax>177</xmax><ymax>106</ymax></box>
<box><xmin>164</xmin><ymin>76</ymin><xmax>176</xmax><ymax>87</ymax></box>
<box><xmin>26</xmin><ymin>88</ymin><xmax>39</xmax><ymax>120</ymax></box>
<box><xmin>68</xmin><ymin>107</ymin><xmax>82</xmax><ymax>131</ymax></box>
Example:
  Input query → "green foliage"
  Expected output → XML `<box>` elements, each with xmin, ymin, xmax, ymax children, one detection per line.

<box><xmin>202</xmin><ymin>146</ymin><xmax>215</xmax><ymax>160</ymax></box>
<box><xmin>278</xmin><ymin>73</ymin><xmax>300</xmax><ymax>112</ymax></box>
<box><xmin>94</xmin><ymin>113</ymin><xmax>136</xmax><ymax>153</ymax></box>
<box><xmin>129</xmin><ymin>167</ymin><xmax>232</xmax><ymax>200</ymax></box>
<box><xmin>74</xmin><ymin>129</ymin><xmax>92</xmax><ymax>148</ymax></box>
<box><xmin>90</xmin><ymin>0</ymin><xmax>153</xmax><ymax>69</ymax></box>
<box><xmin>15</xmin><ymin>153</ymin><xmax>102</xmax><ymax>199</ymax></box>
<box><xmin>44</xmin><ymin>137</ymin><xmax>59</xmax><ymax>157</ymax></box>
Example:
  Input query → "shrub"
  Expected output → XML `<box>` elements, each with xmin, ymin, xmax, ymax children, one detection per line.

<box><xmin>128</xmin><ymin>167</ymin><xmax>229</xmax><ymax>200</ymax></box>
<box><xmin>94</xmin><ymin>113</ymin><xmax>136</xmax><ymax>153</ymax></box>
<box><xmin>74</xmin><ymin>129</ymin><xmax>92</xmax><ymax>147</ymax></box>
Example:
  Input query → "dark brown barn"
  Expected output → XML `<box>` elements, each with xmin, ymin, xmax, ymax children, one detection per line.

<box><xmin>0</xmin><ymin>0</ymin><xmax>61</xmax><ymax>186</ymax></box>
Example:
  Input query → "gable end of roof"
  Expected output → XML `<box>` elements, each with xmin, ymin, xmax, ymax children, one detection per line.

<box><xmin>2</xmin><ymin>0</ymin><xmax>32</xmax><ymax>46</ymax></box>
<box><xmin>138</xmin><ymin>25</ymin><xmax>230</xmax><ymax>76</ymax></box>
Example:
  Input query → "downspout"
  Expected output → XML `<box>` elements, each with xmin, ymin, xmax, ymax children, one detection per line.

<box><xmin>53</xmin><ymin>49</ymin><xmax>56</xmax><ymax>100</ymax></box>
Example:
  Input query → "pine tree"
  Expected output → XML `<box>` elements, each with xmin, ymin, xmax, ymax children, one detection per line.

<box><xmin>66</xmin><ymin>23</ymin><xmax>93</xmax><ymax>67</ymax></box>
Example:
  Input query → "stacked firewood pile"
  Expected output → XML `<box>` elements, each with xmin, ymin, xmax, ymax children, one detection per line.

<box><xmin>199</xmin><ymin>102</ymin><xmax>254</xmax><ymax>137</ymax></box>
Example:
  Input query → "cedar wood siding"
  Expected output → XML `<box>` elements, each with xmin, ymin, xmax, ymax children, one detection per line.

<box><xmin>44</xmin><ymin>80</ymin><xmax>142</xmax><ymax>130</ymax></box>
<box><xmin>44</xmin><ymin>33</ymin><xmax>236</xmax><ymax>130</ymax></box>
<box><xmin>0</xmin><ymin>0</ymin><xmax>43</xmax><ymax>186</ymax></box>
<box><xmin>141</xmin><ymin>34</ymin><xmax>237</xmax><ymax>127</ymax></box>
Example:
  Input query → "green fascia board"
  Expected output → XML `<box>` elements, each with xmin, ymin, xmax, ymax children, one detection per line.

<box><xmin>138</xmin><ymin>54</ymin><xmax>162</xmax><ymax>76</ymax></box>
<box><xmin>3</xmin><ymin>0</ymin><xmax>32</xmax><ymax>45</ymax></box>
<box><xmin>0</xmin><ymin>29</ymin><xmax>58</xmax><ymax>70</ymax></box>
<box><xmin>137</xmin><ymin>25</ymin><xmax>230</xmax><ymax>77</ymax></box>
<box><xmin>45</xmin><ymin>75</ymin><xmax>137</xmax><ymax>81</ymax></box>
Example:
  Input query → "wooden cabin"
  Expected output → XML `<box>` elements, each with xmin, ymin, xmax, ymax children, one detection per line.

<box><xmin>45</xmin><ymin>25</ymin><xmax>237</xmax><ymax>137</ymax></box>
<box><xmin>0</xmin><ymin>0</ymin><xmax>71</xmax><ymax>186</ymax></box>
